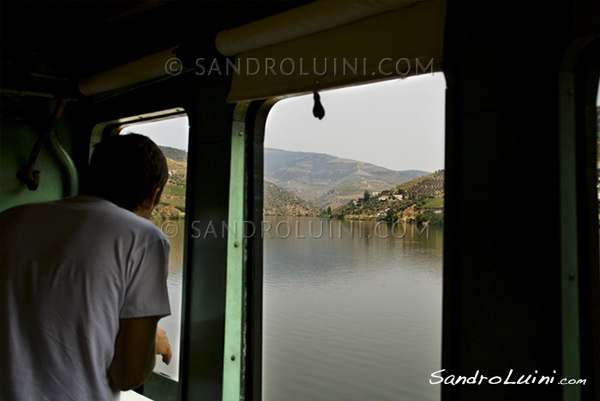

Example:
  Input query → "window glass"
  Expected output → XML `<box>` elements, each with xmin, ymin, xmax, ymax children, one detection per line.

<box><xmin>263</xmin><ymin>75</ymin><xmax>445</xmax><ymax>401</ymax></box>
<box><xmin>122</xmin><ymin>116</ymin><xmax>189</xmax><ymax>381</ymax></box>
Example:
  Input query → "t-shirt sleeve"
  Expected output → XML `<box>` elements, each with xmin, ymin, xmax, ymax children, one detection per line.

<box><xmin>120</xmin><ymin>236</ymin><xmax>171</xmax><ymax>319</ymax></box>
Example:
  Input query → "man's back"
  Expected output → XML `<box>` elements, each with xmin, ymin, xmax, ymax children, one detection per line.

<box><xmin>0</xmin><ymin>195</ymin><xmax>170</xmax><ymax>401</ymax></box>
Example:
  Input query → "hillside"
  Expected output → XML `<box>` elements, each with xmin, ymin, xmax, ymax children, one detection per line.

<box><xmin>159</xmin><ymin>146</ymin><xmax>188</xmax><ymax>163</ymax></box>
<box><xmin>396</xmin><ymin>169</ymin><xmax>444</xmax><ymax>199</ymax></box>
<box><xmin>149</xmin><ymin>146</ymin><xmax>437</xmax><ymax>219</ymax></box>
<box><xmin>330</xmin><ymin>170</ymin><xmax>445</xmax><ymax>224</ymax></box>
<box><xmin>150</xmin><ymin>149</ymin><xmax>320</xmax><ymax>218</ymax></box>
<box><xmin>264</xmin><ymin>181</ymin><xmax>319</xmax><ymax>216</ymax></box>
<box><xmin>265</xmin><ymin>148</ymin><xmax>428</xmax><ymax>208</ymax></box>
<box><xmin>152</xmin><ymin>156</ymin><xmax>187</xmax><ymax>220</ymax></box>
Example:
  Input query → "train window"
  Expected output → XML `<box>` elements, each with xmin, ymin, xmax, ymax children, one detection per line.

<box><xmin>120</xmin><ymin>115</ymin><xmax>189</xmax><ymax>382</ymax></box>
<box><xmin>262</xmin><ymin>74</ymin><xmax>445</xmax><ymax>401</ymax></box>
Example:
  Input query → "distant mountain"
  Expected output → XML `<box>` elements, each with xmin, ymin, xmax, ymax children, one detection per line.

<box><xmin>159</xmin><ymin>146</ymin><xmax>188</xmax><ymax>163</ymax></box>
<box><xmin>151</xmin><ymin>146</ymin><xmax>432</xmax><ymax>217</ymax></box>
<box><xmin>264</xmin><ymin>148</ymin><xmax>429</xmax><ymax>209</ymax></box>
<box><xmin>264</xmin><ymin>181</ymin><xmax>319</xmax><ymax>216</ymax></box>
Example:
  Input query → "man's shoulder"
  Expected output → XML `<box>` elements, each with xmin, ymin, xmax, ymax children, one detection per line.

<box><xmin>74</xmin><ymin>196</ymin><xmax>168</xmax><ymax>241</ymax></box>
<box><xmin>2</xmin><ymin>195</ymin><xmax>168</xmax><ymax>242</ymax></box>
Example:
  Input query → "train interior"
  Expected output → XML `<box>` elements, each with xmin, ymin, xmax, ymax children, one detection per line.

<box><xmin>1</xmin><ymin>1</ymin><xmax>599</xmax><ymax>400</ymax></box>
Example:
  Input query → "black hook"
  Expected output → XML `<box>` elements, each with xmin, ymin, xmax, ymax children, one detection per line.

<box><xmin>312</xmin><ymin>80</ymin><xmax>325</xmax><ymax>120</ymax></box>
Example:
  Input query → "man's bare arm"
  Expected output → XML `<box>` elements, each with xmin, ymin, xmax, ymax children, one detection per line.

<box><xmin>109</xmin><ymin>317</ymin><xmax>158</xmax><ymax>391</ymax></box>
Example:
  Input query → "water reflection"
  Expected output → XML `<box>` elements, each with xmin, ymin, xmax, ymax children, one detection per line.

<box><xmin>152</xmin><ymin>218</ymin><xmax>185</xmax><ymax>380</ymax></box>
<box><xmin>263</xmin><ymin>217</ymin><xmax>442</xmax><ymax>401</ymax></box>
<box><xmin>153</xmin><ymin>216</ymin><xmax>443</xmax><ymax>401</ymax></box>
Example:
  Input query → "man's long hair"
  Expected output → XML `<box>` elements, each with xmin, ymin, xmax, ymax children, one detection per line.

<box><xmin>83</xmin><ymin>133</ymin><xmax>169</xmax><ymax>211</ymax></box>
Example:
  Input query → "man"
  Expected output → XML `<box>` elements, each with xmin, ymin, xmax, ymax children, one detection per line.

<box><xmin>1</xmin><ymin>134</ymin><xmax>173</xmax><ymax>400</ymax></box>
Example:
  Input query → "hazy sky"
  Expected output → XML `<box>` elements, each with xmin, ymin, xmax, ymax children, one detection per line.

<box><xmin>123</xmin><ymin>116</ymin><xmax>189</xmax><ymax>151</ymax></box>
<box><xmin>124</xmin><ymin>73</ymin><xmax>446</xmax><ymax>173</ymax></box>
<box><xmin>266</xmin><ymin>73</ymin><xmax>445</xmax><ymax>172</ymax></box>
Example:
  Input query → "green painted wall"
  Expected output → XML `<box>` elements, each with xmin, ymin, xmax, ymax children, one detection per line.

<box><xmin>0</xmin><ymin>112</ymin><xmax>78</xmax><ymax>212</ymax></box>
<box><xmin>1</xmin><ymin>119</ymin><xmax>63</xmax><ymax>211</ymax></box>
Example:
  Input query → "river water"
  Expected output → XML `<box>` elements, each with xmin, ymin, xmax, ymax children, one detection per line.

<box><xmin>153</xmin><ymin>217</ymin><xmax>443</xmax><ymax>401</ymax></box>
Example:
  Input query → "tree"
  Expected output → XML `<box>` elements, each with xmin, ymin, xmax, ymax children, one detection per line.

<box><xmin>363</xmin><ymin>190</ymin><xmax>370</xmax><ymax>202</ymax></box>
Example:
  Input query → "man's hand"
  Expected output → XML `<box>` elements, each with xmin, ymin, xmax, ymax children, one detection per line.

<box><xmin>156</xmin><ymin>327</ymin><xmax>172</xmax><ymax>365</ymax></box>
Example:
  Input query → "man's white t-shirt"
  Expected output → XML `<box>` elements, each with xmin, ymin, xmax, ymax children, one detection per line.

<box><xmin>0</xmin><ymin>195</ymin><xmax>171</xmax><ymax>401</ymax></box>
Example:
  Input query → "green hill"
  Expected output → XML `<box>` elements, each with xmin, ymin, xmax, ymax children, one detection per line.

<box><xmin>396</xmin><ymin>170</ymin><xmax>444</xmax><ymax>200</ymax></box>
<box><xmin>264</xmin><ymin>181</ymin><xmax>319</xmax><ymax>217</ymax></box>
<box><xmin>329</xmin><ymin>170</ymin><xmax>445</xmax><ymax>224</ymax></box>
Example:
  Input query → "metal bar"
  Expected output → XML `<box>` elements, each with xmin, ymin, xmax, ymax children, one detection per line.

<box><xmin>246</xmin><ymin>100</ymin><xmax>273</xmax><ymax>401</ymax></box>
<box><xmin>558</xmin><ymin>70</ymin><xmax>582</xmax><ymax>401</ymax></box>
<box><xmin>222</xmin><ymin>109</ymin><xmax>247</xmax><ymax>400</ymax></box>
<box><xmin>17</xmin><ymin>98</ymin><xmax>68</xmax><ymax>190</ymax></box>
<box><xmin>49</xmin><ymin>131</ymin><xmax>79</xmax><ymax>197</ymax></box>
<box><xmin>0</xmin><ymin>88</ymin><xmax>56</xmax><ymax>98</ymax></box>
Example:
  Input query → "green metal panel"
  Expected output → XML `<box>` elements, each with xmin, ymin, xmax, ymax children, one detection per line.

<box><xmin>144</xmin><ymin>372</ymin><xmax>179</xmax><ymax>401</ymax></box>
<box><xmin>558</xmin><ymin>70</ymin><xmax>582</xmax><ymax>401</ymax></box>
<box><xmin>179</xmin><ymin>74</ymin><xmax>235</xmax><ymax>401</ymax></box>
<box><xmin>222</xmin><ymin>104</ymin><xmax>248</xmax><ymax>401</ymax></box>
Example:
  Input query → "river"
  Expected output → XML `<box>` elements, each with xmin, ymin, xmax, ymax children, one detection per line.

<box><xmin>153</xmin><ymin>216</ymin><xmax>443</xmax><ymax>401</ymax></box>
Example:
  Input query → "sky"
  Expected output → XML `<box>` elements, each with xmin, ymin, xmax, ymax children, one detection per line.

<box><xmin>266</xmin><ymin>73</ymin><xmax>445</xmax><ymax>172</ymax></box>
<box><xmin>123</xmin><ymin>73</ymin><xmax>447</xmax><ymax>173</ymax></box>
<box><xmin>122</xmin><ymin>117</ymin><xmax>189</xmax><ymax>151</ymax></box>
